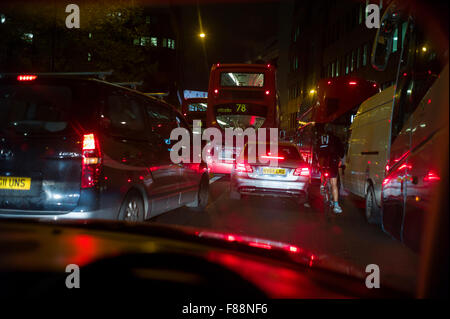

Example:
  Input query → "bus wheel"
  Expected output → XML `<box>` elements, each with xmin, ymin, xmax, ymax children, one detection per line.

<box><xmin>365</xmin><ymin>185</ymin><xmax>381</xmax><ymax>225</ymax></box>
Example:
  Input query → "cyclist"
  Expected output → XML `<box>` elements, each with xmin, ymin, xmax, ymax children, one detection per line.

<box><xmin>314</xmin><ymin>123</ymin><xmax>345</xmax><ymax>214</ymax></box>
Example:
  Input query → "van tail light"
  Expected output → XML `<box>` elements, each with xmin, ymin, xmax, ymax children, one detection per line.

<box><xmin>294</xmin><ymin>167</ymin><xmax>310</xmax><ymax>176</ymax></box>
<box><xmin>81</xmin><ymin>133</ymin><xmax>102</xmax><ymax>188</ymax></box>
<box><xmin>17</xmin><ymin>75</ymin><xmax>37</xmax><ymax>81</ymax></box>
<box><xmin>235</xmin><ymin>163</ymin><xmax>253</xmax><ymax>173</ymax></box>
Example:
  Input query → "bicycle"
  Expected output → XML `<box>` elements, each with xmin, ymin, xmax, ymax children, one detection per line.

<box><xmin>319</xmin><ymin>166</ymin><xmax>333</xmax><ymax>208</ymax></box>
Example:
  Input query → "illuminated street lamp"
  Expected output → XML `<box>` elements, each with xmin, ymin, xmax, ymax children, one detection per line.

<box><xmin>199</xmin><ymin>32</ymin><xmax>206</xmax><ymax>39</ymax></box>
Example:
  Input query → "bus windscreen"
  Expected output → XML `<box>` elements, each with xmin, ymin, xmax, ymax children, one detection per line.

<box><xmin>220</xmin><ymin>72</ymin><xmax>264</xmax><ymax>87</ymax></box>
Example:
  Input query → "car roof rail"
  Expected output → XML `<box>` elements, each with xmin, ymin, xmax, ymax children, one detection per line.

<box><xmin>0</xmin><ymin>70</ymin><xmax>113</xmax><ymax>80</ymax></box>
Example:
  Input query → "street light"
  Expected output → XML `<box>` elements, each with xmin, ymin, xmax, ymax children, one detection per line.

<box><xmin>199</xmin><ymin>32</ymin><xmax>206</xmax><ymax>39</ymax></box>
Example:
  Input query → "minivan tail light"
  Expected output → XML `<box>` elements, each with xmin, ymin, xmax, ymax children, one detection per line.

<box><xmin>17</xmin><ymin>75</ymin><xmax>37</xmax><ymax>81</ymax></box>
<box><xmin>294</xmin><ymin>167</ymin><xmax>310</xmax><ymax>176</ymax></box>
<box><xmin>81</xmin><ymin>133</ymin><xmax>102</xmax><ymax>188</ymax></box>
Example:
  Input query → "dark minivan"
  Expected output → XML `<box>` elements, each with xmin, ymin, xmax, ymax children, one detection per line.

<box><xmin>0</xmin><ymin>75</ymin><xmax>209</xmax><ymax>221</ymax></box>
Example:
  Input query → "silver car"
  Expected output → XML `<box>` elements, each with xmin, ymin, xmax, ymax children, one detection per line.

<box><xmin>230</xmin><ymin>142</ymin><xmax>310</xmax><ymax>203</ymax></box>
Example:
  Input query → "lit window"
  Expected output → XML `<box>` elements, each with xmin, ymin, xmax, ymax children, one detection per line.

<box><xmin>1</xmin><ymin>14</ymin><xmax>5</xmax><ymax>24</ymax></box>
<box><xmin>331</xmin><ymin>62</ymin><xmax>335</xmax><ymax>77</ymax></box>
<box><xmin>133</xmin><ymin>38</ymin><xmax>140</xmax><ymax>45</ymax></box>
<box><xmin>392</xmin><ymin>27</ymin><xmax>398</xmax><ymax>53</ymax></box>
<box><xmin>88</xmin><ymin>33</ymin><xmax>92</xmax><ymax>39</ymax></box>
<box><xmin>140</xmin><ymin>36</ymin><xmax>151</xmax><ymax>46</ymax></box>
<box><xmin>162</xmin><ymin>38</ymin><xmax>167</xmax><ymax>47</ymax></box>
<box><xmin>88</xmin><ymin>52</ymin><xmax>92</xmax><ymax>62</ymax></box>
<box><xmin>150</xmin><ymin>37</ymin><xmax>158</xmax><ymax>47</ymax></box>
<box><xmin>168</xmin><ymin>38</ymin><xmax>175</xmax><ymax>49</ymax></box>
<box><xmin>336</xmin><ymin>59</ymin><xmax>340</xmax><ymax>76</ymax></box>
<box><xmin>21</xmin><ymin>33</ymin><xmax>33</xmax><ymax>43</ymax></box>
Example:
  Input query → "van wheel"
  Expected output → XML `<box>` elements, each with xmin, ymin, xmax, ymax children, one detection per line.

<box><xmin>119</xmin><ymin>190</ymin><xmax>145</xmax><ymax>222</ymax></box>
<box><xmin>365</xmin><ymin>185</ymin><xmax>381</xmax><ymax>225</ymax></box>
<box><xmin>187</xmin><ymin>175</ymin><xmax>209</xmax><ymax>211</ymax></box>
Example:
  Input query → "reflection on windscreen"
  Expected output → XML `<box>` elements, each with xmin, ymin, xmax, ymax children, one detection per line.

<box><xmin>220</xmin><ymin>72</ymin><xmax>264</xmax><ymax>87</ymax></box>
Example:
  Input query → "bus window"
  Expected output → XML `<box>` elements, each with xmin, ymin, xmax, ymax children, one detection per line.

<box><xmin>220</xmin><ymin>72</ymin><xmax>264</xmax><ymax>87</ymax></box>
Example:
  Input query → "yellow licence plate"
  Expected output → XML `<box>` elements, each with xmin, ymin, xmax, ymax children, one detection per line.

<box><xmin>0</xmin><ymin>176</ymin><xmax>31</xmax><ymax>190</ymax></box>
<box><xmin>262</xmin><ymin>168</ymin><xmax>286</xmax><ymax>175</ymax></box>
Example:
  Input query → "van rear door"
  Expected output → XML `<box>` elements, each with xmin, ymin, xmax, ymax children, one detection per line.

<box><xmin>0</xmin><ymin>79</ymin><xmax>96</xmax><ymax>213</ymax></box>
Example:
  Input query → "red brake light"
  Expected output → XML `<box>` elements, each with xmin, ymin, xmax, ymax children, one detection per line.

<box><xmin>81</xmin><ymin>133</ymin><xmax>102</xmax><ymax>188</ymax></box>
<box><xmin>424</xmin><ymin>171</ymin><xmax>440</xmax><ymax>182</ymax></box>
<box><xmin>349</xmin><ymin>81</ymin><xmax>357</xmax><ymax>85</ymax></box>
<box><xmin>260</xmin><ymin>155</ymin><xmax>284</xmax><ymax>160</ymax></box>
<box><xmin>235</xmin><ymin>163</ymin><xmax>253</xmax><ymax>173</ymax></box>
<box><xmin>265</xmin><ymin>90</ymin><xmax>270</xmax><ymax>95</ymax></box>
<box><xmin>294</xmin><ymin>167</ymin><xmax>310</xmax><ymax>176</ymax></box>
<box><xmin>17</xmin><ymin>75</ymin><xmax>37</xmax><ymax>81</ymax></box>
<box><xmin>214</xmin><ymin>89</ymin><xmax>219</xmax><ymax>94</ymax></box>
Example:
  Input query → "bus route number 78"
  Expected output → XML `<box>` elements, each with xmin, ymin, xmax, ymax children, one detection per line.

<box><xmin>236</xmin><ymin>104</ymin><xmax>247</xmax><ymax>113</ymax></box>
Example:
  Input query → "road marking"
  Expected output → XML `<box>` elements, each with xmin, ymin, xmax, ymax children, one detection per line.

<box><xmin>209</xmin><ymin>175</ymin><xmax>223</xmax><ymax>184</ymax></box>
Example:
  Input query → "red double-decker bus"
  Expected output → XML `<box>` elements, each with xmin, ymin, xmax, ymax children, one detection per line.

<box><xmin>206</xmin><ymin>63</ymin><xmax>279</xmax><ymax>174</ymax></box>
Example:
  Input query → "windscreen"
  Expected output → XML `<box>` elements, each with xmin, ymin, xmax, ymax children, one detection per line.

<box><xmin>0</xmin><ymin>85</ymin><xmax>72</xmax><ymax>135</ymax></box>
<box><xmin>220</xmin><ymin>72</ymin><xmax>264</xmax><ymax>87</ymax></box>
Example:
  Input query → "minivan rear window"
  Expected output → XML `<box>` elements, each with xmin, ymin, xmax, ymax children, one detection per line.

<box><xmin>0</xmin><ymin>85</ymin><xmax>72</xmax><ymax>134</ymax></box>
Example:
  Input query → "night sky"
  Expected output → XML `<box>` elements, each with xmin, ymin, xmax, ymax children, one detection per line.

<box><xmin>179</xmin><ymin>1</ymin><xmax>280</xmax><ymax>91</ymax></box>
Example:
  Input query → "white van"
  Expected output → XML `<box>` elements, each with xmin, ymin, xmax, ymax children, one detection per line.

<box><xmin>341</xmin><ymin>0</ymin><xmax>448</xmax><ymax>230</ymax></box>
<box><xmin>342</xmin><ymin>86</ymin><xmax>395</xmax><ymax>224</ymax></box>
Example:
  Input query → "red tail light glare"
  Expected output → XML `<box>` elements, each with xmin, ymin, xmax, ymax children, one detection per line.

<box><xmin>265</xmin><ymin>90</ymin><xmax>270</xmax><ymax>95</ymax></box>
<box><xmin>324</xmin><ymin>172</ymin><xmax>329</xmax><ymax>177</ymax></box>
<box><xmin>214</xmin><ymin>89</ymin><xmax>219</xmax><ymax>94</ymax></box>
<box><xmin>349</xmin><ymin>81</ymin><xmax>357</xmax><ymax>85</ymax></box>
<box><xmin>17</xmin><ymin>75</ymin><xmax>37</xmax><ymax>81</ymax></box>
<box><xmin>226</xmin><ymin>235</ymin><xmax>236</xmax><ymax>242</ymax></box>
<box><xmin>267</xmin><ymin>63</ymin><xmax>271</xmax><ymax>68</ymax></box>
<box><xmin>327</xmin><ymin>81</ymin><xmax>332</xmax><ymax>84</ymax></box>
<box><xmin>382</xmin><ymin>178</ymin><xmax>390</xmax><ymax>186</ymax></box>
<box><xmin>424</xmin><ymin>171</ymin><xmax>440</xmax><ymax>182</ymax></box>
<box><xmin>294</xmin><ymin>167</ymin><xmax>310</xmax><ymax>176</ymax></box>
<box><xmin>249</xmin><ymin>242</ymin><xmax>272</xmax><ymax>250</ymax></box>
<box><xmin>288</xmin><ymin>246</ymin><xmax>299</xmax><ymax>253</ymax></box>
<box><xmin>216</xmin><ymin>63</ymin><xmax>220</xmax><ymax>67</ymax></box>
